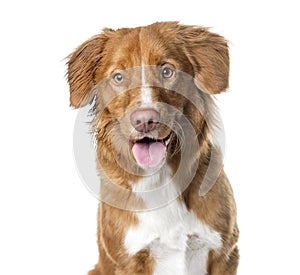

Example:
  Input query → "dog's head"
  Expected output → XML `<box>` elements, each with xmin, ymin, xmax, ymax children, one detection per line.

<box><xmin>68</xmin><ymin>22</ymin><xmax>229</xmax><ymax>181</ymax></box>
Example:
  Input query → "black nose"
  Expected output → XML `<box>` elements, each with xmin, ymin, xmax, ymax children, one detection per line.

<box><xmin>130</xmin><ymin>108</ymin><xmax>160</xmax><ymax>133</ymax></box>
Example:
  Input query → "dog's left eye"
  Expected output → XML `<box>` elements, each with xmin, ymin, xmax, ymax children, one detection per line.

<box><xmin>162</xmin><ymin>67</ymin><xmax>175</xmax><ymax>79</ymax></box>
<box><xmin>113</xmin><ymin>72</ymin><xmax>124</xmax><ymax>84</ymax></box>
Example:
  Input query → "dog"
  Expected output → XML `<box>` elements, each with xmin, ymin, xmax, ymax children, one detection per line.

<box><xmin>67</xmin><ymin>22</ymin><xmax>239</xmax><ymax>275</ymax></box>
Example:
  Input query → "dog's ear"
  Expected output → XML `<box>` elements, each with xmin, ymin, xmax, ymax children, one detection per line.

<box><xmin>67</xmin><ymin>30</ymin><xmax>112</xmax><ymax>108</ymax></box>
<box><xmin>180</xmin><ymin>26</ymin><xmax>229</xmax><ymax>94</ymax></box>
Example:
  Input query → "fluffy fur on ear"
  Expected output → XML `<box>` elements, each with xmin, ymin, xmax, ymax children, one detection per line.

<box><xmin>179</xmin><ymin>25</ymin><xmax>230</xmax><ymax>94</ymax></box>
<box><xmin>67</xmin><ymin>30</ymin><xmax>112</xmax><ymax>108</ymax></box>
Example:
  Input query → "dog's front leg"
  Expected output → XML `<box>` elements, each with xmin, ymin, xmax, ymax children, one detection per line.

<box><xmin>208</xmin><ymin>245</ymin><xmax>239</xmax><ymax>275</ymax></box>
<box><xmin>114</xmin><ymin>249</ymin><xmax>154</xmax><ymax>275</ymax></box>
<box><xmin>88</xmin><ymin>249</ymin><xmax>154</xmax><ymax>275</ymax></box>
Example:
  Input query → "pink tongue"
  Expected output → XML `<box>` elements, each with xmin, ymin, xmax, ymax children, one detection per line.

<box><xmin>132</xmin><ymin>141</ymin><xmax>166</xmax><ymax>167</ymax></box>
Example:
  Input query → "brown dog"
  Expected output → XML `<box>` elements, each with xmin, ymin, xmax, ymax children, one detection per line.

<box><xmin>67</xmin><ymin>22</ymin><xmax>239</xmax><ymax>275</ymax></box>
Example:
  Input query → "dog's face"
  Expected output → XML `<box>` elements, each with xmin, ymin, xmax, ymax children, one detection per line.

<box><xmin>68</xmin><ymin>22</ymin><xmax>229</xmax><ymax>179</ymax></box>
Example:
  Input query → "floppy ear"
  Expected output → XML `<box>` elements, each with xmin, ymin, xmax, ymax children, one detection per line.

<box><xmin>67</xmin><ymin>31</ymin><xmax>111</xmax><ymax>108</ymax></box>
<box><xmin>180</xmin><ymin>26</ymin><xmax>229</xmax><ymax>94</ymax></box>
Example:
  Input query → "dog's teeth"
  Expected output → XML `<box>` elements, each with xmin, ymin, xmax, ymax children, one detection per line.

<box><xmin>165</xmin><ymin>137</ymin><xmax>171</xmax><ymax>146</ymax></box>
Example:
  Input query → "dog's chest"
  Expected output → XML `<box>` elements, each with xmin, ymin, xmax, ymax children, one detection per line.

<box><xmin>124</xmin><ymin>199</ymin><xmax>222</xmax><ymax>275</ymax></box>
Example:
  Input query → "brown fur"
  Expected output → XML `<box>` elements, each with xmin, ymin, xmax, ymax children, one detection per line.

<box><xmin>68</xmin><ymin>22</ymin><xmax>239</xmax><ymax>274</ymax></box>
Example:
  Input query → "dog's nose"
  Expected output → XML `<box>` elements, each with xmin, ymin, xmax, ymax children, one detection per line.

<box><xmin>130</xmin><ymin>108</ymin><xmax>160</xmax><ymax>133</ymax></box>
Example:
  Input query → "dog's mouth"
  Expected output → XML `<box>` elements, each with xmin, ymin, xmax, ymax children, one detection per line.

<box><xmin>130</xmin><ymin>134</ymin><xmax>172</xmax><ymax>168</ymax></box>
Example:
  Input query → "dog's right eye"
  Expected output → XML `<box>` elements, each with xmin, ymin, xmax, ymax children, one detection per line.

<box><xmin>113</xmin><ymin>73</ymin><xmax>124</xmax><ymax>84</ymax></box>
<box><xmin>162</xmin><ymin>66</ymin><xmax>175</xmax><ymax>79</ymax></box>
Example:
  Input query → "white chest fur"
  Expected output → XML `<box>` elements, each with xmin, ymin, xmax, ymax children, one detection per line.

<box><xmin>125</xmin><ymin>169</ymin><xmax>222</xmax><ymax>275</ymax></box>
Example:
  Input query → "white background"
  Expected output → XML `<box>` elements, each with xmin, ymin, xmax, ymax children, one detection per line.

<box><xmin>1</xmin><ymin>0</ymin><xmax>300</xmax><ymax>274</ymax></box>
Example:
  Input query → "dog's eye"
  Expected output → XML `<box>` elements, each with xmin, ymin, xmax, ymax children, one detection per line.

<box><xmin>113</xmin><ymin>72</ymin><xmax>124</xmax><ymax>84</ymax></box>
<box><xmin>162</xmin><ymin>67</ymin><xmax>174</xmax><ymax>79</ymax></box>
